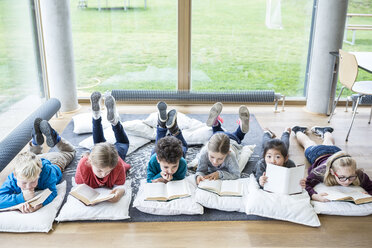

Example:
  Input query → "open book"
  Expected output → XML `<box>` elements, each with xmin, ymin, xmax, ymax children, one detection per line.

<box><xmin>264</xmin><ymin>163</ymin><xmax>305</xmax><ymax>195</ymax></box>
<box><xmin>0</xmin><ymin>188</ymin><xmax>52</xmax><ymax>212</ymax></box>
<box><xmin>144</xmin><ymin>179</ymin><xmax>191</xmax><ymax>201</ymax></box>
<box><xmin>198</xmin><ymin>179</ymin><xmax>243</xmax><ymax>197</ymax></box>
<box><xmin>70</xmin><ymin>184</ymin><xmax>115</xmax><ymax>206</ymax></box>
<box><xmin>319</xmin><ymin>185</ymin><xmax>372</xmax><ymax>205</ymax></box>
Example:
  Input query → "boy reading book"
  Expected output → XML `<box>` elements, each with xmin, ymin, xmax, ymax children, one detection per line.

<box><xmin>69</xmin><ymin>184</ymin><xmax>117</xmax><ymax>206</ymax></box>
<box><xmin>144</xmin><ymin>179</ymin><xmax>191</xmax><ymax>201</ymax></box>
<box><xmin>0</xmin><ymin>119</ymin><xmax>75</xmax><ymax>213</ymax></box>
<box><xmin>263</xmin><ymin>163</ymin><xmax>305</xmax><ymax>194</ymax></box>
<box><xmin>147</xmin><ymin>102</ymin><xmax>188</xmax><ymax>183</ymax></box>
<box><xmin>198</xmin><ymin>179</ymin><xmax>243</xmax><ymax>197</ymax></box>
<box><xmin>0</xmin><ymin>188</ymin><xmax>52</xmax><ymax>212</ymax></box>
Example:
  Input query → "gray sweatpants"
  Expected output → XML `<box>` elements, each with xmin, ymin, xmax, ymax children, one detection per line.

<box><xmin>29</xmin><ymin>138</ymin><xmax>76</xmax><ymax>172</ymax></box>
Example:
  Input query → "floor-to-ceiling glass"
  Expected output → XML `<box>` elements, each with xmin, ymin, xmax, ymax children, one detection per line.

<box><xmin>191</xmin><ymin>0</ymin><xmax>313</xmax><ymax>97</ymax></box>
<box><xmin>70</xmin><ymin>0</ymin><xmax>177</xmax><ymax>97</ymax></box>
<box><xmin>0</xmin><ymin>0</ymin><xmax>44</xmax><ymax>141</ymax></box>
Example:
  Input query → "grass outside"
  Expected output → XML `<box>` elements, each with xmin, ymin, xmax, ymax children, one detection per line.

<box><xmin>70</xmin><ymin>0</ymin><xmax>372</xmax><ymax>96</ymax></box>
<box><xmin>0</xmin><ymin>0</ymin><xmax>371</xmax><ymax>114</ymax></box>
<box><xmin>0</xmin><ymin>0</ymin><xmax>42</xmax><ymax>112</ymax></box>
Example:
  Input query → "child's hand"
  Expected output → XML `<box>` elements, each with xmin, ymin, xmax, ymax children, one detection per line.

<box><xmin>259</xmin><ymin>172</ymin><xmax>268</xmax><ymax>187</ymax></box>
<box><xmin>22</xmin><ymin>189</ymin><xmax>35</xmax><ymax>201</ymax></box>
<box><xmin>311</xmin><ymin>193</ymin><xmax>330</xmax><ymax>202</ymax></box>
<box><xmin>160</xmin><ymin>171</ymin><xmax>173</xmax><ymax>182</ymax></box>
<box><xmin>203</xmin><ymin>172</ymin><xmax>219</xmax><ymax>180</ymax></box>
<box><xmin>299</xmin><ymin>178</ymin><xmax>306</xmax><ymax>188</ymax></box>
<box><xmin>151</xmin><ymin>178</ymin><xmax>168</xmax><ymax>183</ymax></box>
<box><xmin>108</xmin><ymin>188</ymin><xmax>125</xmax><ymax>203</ymax></box>
<box><xmin>17</xmin><ymin>202</ymin><xmax>42</xmax><ymax>213</ymax></box>
<box><xmin>196</xmin><ymin>176</ymin><xmax>204</xmax><ymax>185</ymax></box>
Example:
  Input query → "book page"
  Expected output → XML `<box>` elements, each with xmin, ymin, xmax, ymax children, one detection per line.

<box><xmin>323</xmin><ymin>185</ymin><xmax>372</xmax><ymax>203</ymax></box>
<box><xmin>198</xmin><ymin>180</ymin><xmax>223</xmax><ymax>194</ymax></box>
<box><xmin>166</xmin><ymin>180</ymin><xmax>191</xmax><ymax>199</ymax></box>
<box><xmin>71</xmin><ymin>184</ymin><xmax>100</xmax><ymax>202</ymax></box>
<box><xmin>220</xmin><ymin>180</ymin><xmax>242</xmax><ymax>196</ymax></box>
<box><xmin>144</xmin><ymin>182</ymin><xmax>168</xmax><ymax>201</ymax></box>
<box><xmin>264</xmin><ymin>163</ymin><xmax>289</xmax><ymax>194</ymax></box>
<box><xmin>28</xmin><ymin>188</ymin><xmax>52</xmax><ymax>207</ymax></box>
<box><xmin>286</xmin><ymin>165</ymin><xmax>305</xmax><ymax>195</ymax></box>
<box><xmin>93</xmin><ymin>191</ymin><xmax>115</xmax><ymax>203</ymax></box>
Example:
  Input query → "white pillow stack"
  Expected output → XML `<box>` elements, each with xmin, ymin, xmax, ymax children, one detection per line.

<box><xmin>244</xmin><ymin>174</ymin><xmax>321</xmax><ymax>227</ymax></box>
<box><xmin>74</xmin><ymin>111</ymin><xmax>214</xmax><ymax>151</ymax></box>
<box><xmin>0</xmin><ymin>181</ymin><xmax>67</xmax><ymax>233</ymax></box>
<box><xmin>56</xmin><ymin>179</ymin><xmax>132</xmax><ymax>221</ymax></box>
<box><xmin>311</xmin><ymin>183</ymin><xmax>372</xmax><ymax>216</ymax></box>
<box><xmin>133</xmin><ymin>176</ymin><xmax>204</xmax><ymax>215</ymax></box>
<box><xmin>79</xmin><ymin>130</ymin><xmax>151</xmax><ymax>154</ymax></box>
<box><xmin>195</xmin><ymin>178</ymin><xmax>250</xmax><ymax>212</ymax></box>
<box><xmin>73</xmin><ymin>112</ymin><xmax>111</xmax><ymax>134</ymax></box>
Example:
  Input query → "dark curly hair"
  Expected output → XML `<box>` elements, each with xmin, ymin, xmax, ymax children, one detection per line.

<box><xmin>155</xmin><ymin>136</ymin><xmax>183</xmax><ymax>164</ymax></box>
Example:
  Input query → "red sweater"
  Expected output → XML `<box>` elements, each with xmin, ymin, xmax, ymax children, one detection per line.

<box><xmin>75</xmin><ymin>156</ymin><xmax>131</xmax><ymax>188</ymax></box>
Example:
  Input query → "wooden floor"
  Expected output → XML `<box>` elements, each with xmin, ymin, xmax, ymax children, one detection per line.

<box><xmin>1</xmin><ymin>103</ymin><xmax>372</xmax><ymax>247</ymax></box>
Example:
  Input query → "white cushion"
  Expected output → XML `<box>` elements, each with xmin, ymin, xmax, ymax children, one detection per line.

<box><xmin>0</xmin><ymin>181</ymin><xmax>66</xmax><ymax>233</ymax></box>
<box><xmin>244</xmin><ymin>175</ymin><xmax>321</xmax><ymax>227</ymax></box>
<box><xmin>122</xmin><ymin>119</ymin><xmax>156</xmax><ymax>140</ymax></box>
<box><xmin>311</xmin><ymin>183</ymin><xmax>372</xmax><ymax>216</ymax></box>
<box><xmin>237</xmin><ymin>145</ymin><xmax>255</xmax><ymax>173</ymax></box>
<box><xmin>72</xmin><ymin>113</ymin><xmax>156</xmax><ymax>141</ymax></box>
<box><xmin>195</xmin><ymin>178</ymin><xmax>250</xmax><ymax>212</ymax></box>
<box><xmin>182</xmin><ymin>125</ymin><xmax>212</xmax><ymax>145</ymax></box>
<box><xmin>143</xmin><ymin>112</ymin><xmax>203</xmax><ymax>130</ymax></box>
<box><xmin>56</xmin><ymin>179</ymin><xmax>132</xmax><ymax>221</ymax></box>
<box><xmin>79</xmin><ymin>130</ymin><xmax>150</xmax><ymax>155</ymax></box>
<box><xmin>72</xmin><ymin>113</ymin><xmax>111</xmax><ymax>134</ymax></box>
<box><xmin>133</xmin><ymin>176</ymin><xmax>204</xmax><ymax>215</ymax></box>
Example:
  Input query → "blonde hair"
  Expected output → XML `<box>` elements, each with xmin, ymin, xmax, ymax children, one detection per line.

<box><xmin>89</xmin><ymin>142</ymin><xmax>118</xmax><ymax>169</ymax></box>
<box><xmin>13</xmin><ymin>151</ymin><xmax>42</xmax><ymax>180</ymax></box>
<box><xmin>208</xmin><ymin>133</ymin><xmax>230</xmax><ymax>155</ymax></box>
<box><xmin>324</xmin><ymin>151</ymin><xmax>360</xmax><ymax>186</ymax></box>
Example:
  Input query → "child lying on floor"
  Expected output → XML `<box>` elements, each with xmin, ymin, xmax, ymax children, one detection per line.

<box><xmin>0</xmin><ymin>119</ymin><xmax>75</xmax><ymax>213</ymax></box>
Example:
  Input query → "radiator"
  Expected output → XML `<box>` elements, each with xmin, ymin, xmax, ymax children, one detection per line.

<box><xmin>112</xmin><ymin>90</ymin><xmax>280</xmax><ymax>103</ymax></box>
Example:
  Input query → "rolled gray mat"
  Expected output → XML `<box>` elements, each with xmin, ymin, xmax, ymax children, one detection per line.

<box><xmin>0</xmin><ymin>98</ymin><xmax>61</xmax><ymax>171</ymax></box>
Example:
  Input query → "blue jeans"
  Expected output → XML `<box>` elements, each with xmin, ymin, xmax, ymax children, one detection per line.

<box><xmin>261</xmin><ymin>131</ymin><xmax>290</xmax><ymax>150</ymax></box>
<box><xmin>304</xmin><ymin>145</ymin><xmax>341</xmax><ymax>165</ymax></box>
<box><xmin>92</xmin><ymin>117</ymin><xmax>129</xmax><ymax>160</ymax></box>
<box><xmin>212</xmin><ymin>122</ymin><xmax>246</xmax><ymax>144</ymax></box>
<box><xmin>151</xmin><ymin>126</ymin><xmax>188</xmax><ymax>158</ymax></box>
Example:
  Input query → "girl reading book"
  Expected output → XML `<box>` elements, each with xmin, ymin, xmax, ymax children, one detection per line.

<box><xmin>292</xmin><ymin>126</ymin><xmax>372</xmax><ymax>202</ymax></box>
<box><xmin>75</xmin><ymin>92</ymin><xmax>131</xmax><ymax>203</ymax></box>
<box><xmin>195</xmin><ymin>102</ymin><xmax>250</xmax><ymax>185</ymax></box>
<box><xmin>253</xmin><ymin>127</ymin><xmax>306</xmax><ymax>188</ymax></box>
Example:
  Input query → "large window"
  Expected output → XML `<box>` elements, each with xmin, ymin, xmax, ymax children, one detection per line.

<box><xmin>191</xmin><ymin>0</ymin><xmax>313</xmax><ymax>96</ymax></box>
<box><xmin>0</xmin><ymin>0</ymin><xmax>44</xmax><ymax>141</ymax></box>
<box><xmin>339</xmin><ymin>0</ymin><xmax>372</xmax><ymax>97</ymax></box>
<box><xmin>70</xmin><ymin>0</ymin><xmax>178</xmax><ymax>96</ymax></box>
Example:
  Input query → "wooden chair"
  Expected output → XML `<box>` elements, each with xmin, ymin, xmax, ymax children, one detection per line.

<box><xmin>328</xmin><ymin>49</ymin><xmax>372</xmax><ymax>141</ymax></box>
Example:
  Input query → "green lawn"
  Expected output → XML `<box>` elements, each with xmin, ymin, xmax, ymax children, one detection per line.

<box><xmin>0</xmin><ymin>0</ymin><xmax>371</xmax><ymax>113</ymax></box>
<box><xmin>69</xmin><ymin>0</ymin><xmax>372</xmax><ymax>96</ymax></box>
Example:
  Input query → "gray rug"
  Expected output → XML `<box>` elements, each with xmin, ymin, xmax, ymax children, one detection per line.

<box><xmin>55</xmin><ymin>113</ymin><xmax>269</xmax><ymax>222</ymax></box>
